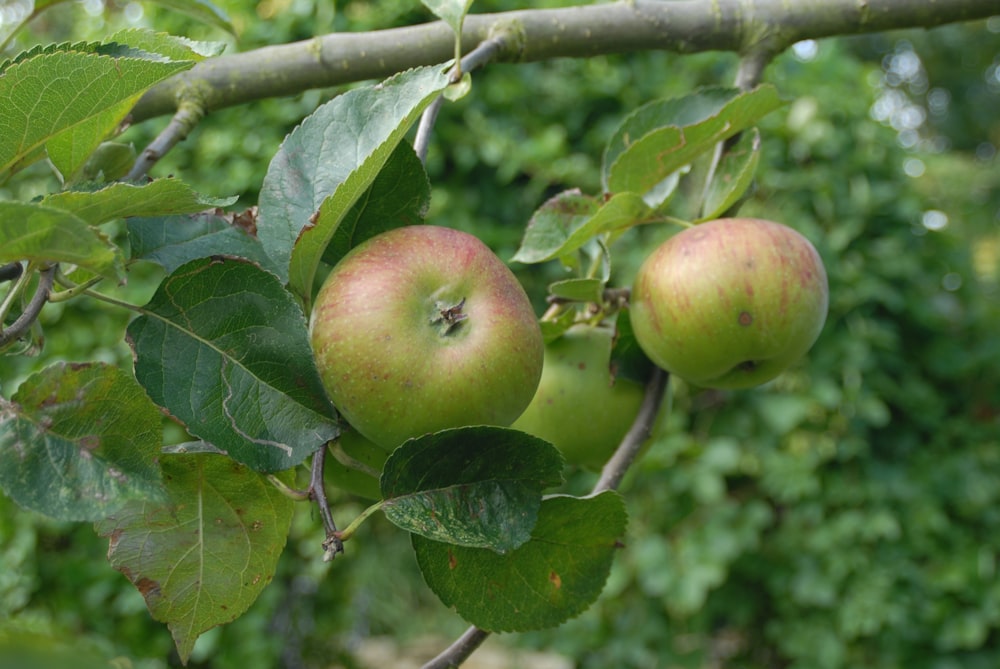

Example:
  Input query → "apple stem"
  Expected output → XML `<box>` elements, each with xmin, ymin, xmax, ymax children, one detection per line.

<box><xmin>431</xmin><ymin>297</ymin><xmax>468</xmax><ymax>335</ymax></box>
<box><xmin>309</xmin><ymin>445</ymin><xmax>345</xmax><ymax>561</ymax></box>
<box><xmin>333</xmin><ymin>499</ymin><xmax>385</xmax><ymax>543</ymax></box>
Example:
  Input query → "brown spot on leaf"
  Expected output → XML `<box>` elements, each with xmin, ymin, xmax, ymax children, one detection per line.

<box><xmin>549</xmin><ymin>571</ymin><xmax>562</xmax><ymax>589</ymax></box>
<box><xmin>136</xmin><ymin>577</ymin><xmax>162</xmax><ymax>601</ymax></box>
<box><xmin>448</xmin><ymin>550</ymin><xmax>457</xmax><ymax>570</ymax></box>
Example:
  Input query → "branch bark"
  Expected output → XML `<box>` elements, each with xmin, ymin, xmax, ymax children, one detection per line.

<box><xmin>131</xmin><ymin>0</ymin><xmax>998</xmax><ymax>122</ymax></box>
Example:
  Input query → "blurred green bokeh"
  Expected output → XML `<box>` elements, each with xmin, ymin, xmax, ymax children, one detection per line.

<box><xmin>1</xmin><ymin>2</ymin><xmax>998</xmax><ymax>668</ymax></box>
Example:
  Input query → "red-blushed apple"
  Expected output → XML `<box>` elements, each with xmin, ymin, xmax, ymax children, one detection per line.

<box><xmin>309</xmin><ymin>225</ymin><xmax>544</xmax><ymax>450</ymax></box>
<box><xmin>629</xmin><ymin>218</ymin><xmax>828</xmax><ymax>389</ymax></box>
<box><xmin>511</xmin><ymin>323</ymin><xmax>645</xmax><ymax>470</ymax></box>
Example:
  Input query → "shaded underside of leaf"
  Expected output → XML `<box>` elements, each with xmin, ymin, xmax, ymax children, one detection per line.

<box><xmin>0</xmin><ymin>362</ymin><xmax>164</xmax><ymax>521</ymax></box>
<box><xmin>413</xmin><ymin>491</ymin><xmax>628</xmax><ymax>632</ymax></box>
<box><xmin>95</xmin><ymin>453</ymin><xmax>295</xmax><ymax>663</ymax></box>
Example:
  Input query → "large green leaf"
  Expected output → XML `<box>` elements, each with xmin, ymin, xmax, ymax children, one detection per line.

<box><xmin>413</xmin><ymin>492</ymin><xmax>628</xmax><ymax>631</ymax></box>
<box><xmin>0</xmin><ymin>49</ymin><xmax>192</xmax><ymax>177</ymax></box>
<box><xmin>256</xmin><ymin>64</ymin><xmax>450</xmax><ymax>303</ymax></box>
<box><xmin>0</xmin><ymin>201</ymin><xmax>123</xmax><ymax>280</ymax></box>
<box><xmin>127</xmin><ymin>258</ymin><xmax>339</xmax><ymax>472</ymax></box>
<box><xmin>602</xmin><ymin>86</ymin><xmax>784</xmax><ymax>196</ymax></box>
<box><xmin>128</xmin><ymin>212</ymin><xmax>279</xmax><ymax>274</ymax></box>
<box><xmin>0</xmin><ymin>363</ymin><xmax>164</xmax><ymax>521</ymax></box>
<box><xmin>381</xmin><ymin>427</ymin><xmax>564</xmax><ymax>553</ymax></box>
<box><xmin>41</xmin><ymin>178</ymin><xmax>235</xmax><ymax>226</ymax></box>
<box><xmin>95</xmin><ymin>453</ymin><xmax>294</xmax><ymax>664</ymax></box>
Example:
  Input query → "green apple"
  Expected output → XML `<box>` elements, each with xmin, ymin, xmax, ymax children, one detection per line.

<box><xmin>310</xmin><ymin>225</ymin><xmax>544</xmax><ymax>450</ymax></box>
<box><xmin>511</xmin><ymin>323</ymin><xmax>645</xmax><ymax>470</ymax></box>
<box><xmin>629</xmin><ymin>218</ymin><xmax>828</xmax><ymax>389</ymax></box>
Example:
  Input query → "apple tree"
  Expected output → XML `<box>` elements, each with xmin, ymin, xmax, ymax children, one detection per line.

<box><xmin>1</xmin><ymin>1</ymin><xmax>998</xmax><ymax>667</ymax></box>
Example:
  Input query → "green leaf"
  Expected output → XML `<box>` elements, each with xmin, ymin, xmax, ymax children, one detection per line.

<box><xmin>381</xmin><ymin>426</ymin><xmax>564</xmax><ymax>554</ymax></box>
<box><xmin>145</xmin><ymin>0</ymin><xmax>236</xmax><ymax>35</ymax></box>
<box><xmin>46</xmin><ymin>98</ymin><xmax>134</xmax><ymax>183</ymax></box>
<box><xmin>0</xmin><ymin>50</ymin><xmax>192</xmax><ymax>177</ymax></box>
<box><xmin>41</xmin><ymin>178</ymin><xmax>236</xmax><ymax>226</ymax></box>
<box><xmin>256</xmin><ymin>64</ymin><xmax>450</xmax><ymax>302</ymax></box>
<box><xmin>0</xmin><ymin>201</ymin><xmax>123</xmax><ymax>280</ymax></box>
<box><xmin>512</xmin><ymin>189</ymin><xmax>599</xmax><ymax>264</ymax></box>
<box><xmin>78</xmin><ymin>141</ymin><xmax>136</xmax><ymax>182</ymax></box>
<box><xmin>422</xmin><ymin>0</ymin><xmax>475</xmax><ymax>35</ymax></box>
<box><xmin>514</xmin><ymin>190</ymin><xmax>658</xmax><ymax>265</ymax></box>
<box><xmin>95</xmin><ymin>453</ymin><xmax>294</xmax><ymax>664</ymax></box>
<box><xmin>699</xmin><ymin>128</ymin><xmax>762</xmax><ymax>220</ymax></box>
<box><xmin>128</xmin><ymin>212</ymin><xmax>279</xmax><ymax>274</ymax></box>
<box><xmin>105</xmin><ymin>28</ymin><xmax>226</xmax><ymax>60</ymax></box>
<box><xmin>127</xmin><ymin>258</ymin><xmax>339</xmax><ymax>472</ymax></box>
<box><xmin>0</xmin><ymin>362</ymin><xmax>164</xmax><ymax>521</ymax></box>
<box><xmin>320</xmin><ymin>140</ymin><xmax>431</xmax><ymax>269</ymax></box>
<box><xmin>413</xmin><ymin>491</ymin><xmax>628</xmax><ymax>632</ymax></box>
<box><xmin>548</xmin><ymin>278</ymin><xmax>605</xmax><ymax>304</ymax></box>
<box><xmin>602</xmin><ymin>85</ymin><xmax>784</xmax><ymax>196</ymax></box>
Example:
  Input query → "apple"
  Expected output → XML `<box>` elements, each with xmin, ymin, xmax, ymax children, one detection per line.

<box><xmin>511</xmin><ymin>323</ymin><xmax>645</xmax><ymax>470</ymax></box>
<box><xmin>310</xmin><ymin>225</ymin><xmax>544</xmax><ymax>450</ymax></box>
<box><xmin>629</xmin><ymin>217</ymin><xmax>828</xmax><ymax>389</ymax></box>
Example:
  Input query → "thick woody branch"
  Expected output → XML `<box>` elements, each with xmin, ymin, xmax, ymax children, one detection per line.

<box><xmin>131</xmin><ymin>0</ymin><xmax>998</xmax><ymax>122</ymax></box>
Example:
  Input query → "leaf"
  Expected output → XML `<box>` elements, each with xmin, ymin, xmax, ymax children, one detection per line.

<box><xmin>128</xmin><ymin>212</ymin><xmax>279</xmax><ymax>274</ymax></box>
<box><xmin>78</xmin><ymin>141</ymin><xmax>136</xmax><ymax>182</ymax></box>
<box><xmin>381</xmin><ymin>426</ymin><xmax>564</xmax><ymax>554</ymax></box>
<box><xmin>104</xmin><ymin>28</ymin><xmax>226</xmax><ymax>60</ymax></box>
<box><xmin>320</xmin><ymin>140</ymin><xmax>431</xmax><ymax>269</ymax></box>
<box><xmin>256</xmin><ymin>64</ymin><xmax>450</xmax><ymax>302</ymax></box>
<box><xmin>512</xmin><ymin>189</ymin><xmax>599</xmax><ymax>264</ymax></box>
<box><xmin>514</xmin><ymin>191</ymin><xmax>658</xmax><ymax>265</ymax></box>
<box><xmin>46</xmin><ymin>98</ymin><xmax>135</xmax><ymax>183</ymax></box>
<box><xmin>127</xmin><ymin>258</ymin><xmax>339</xmax><ymax>472</ymax></box>
<box><xmin>145</xmin><ymin>0</ymin><xmax>236</xmax><ymax>35</ymax></box>
<box><xmin>0</xmin><ymin>49</ymin><xmax>193</xmax><ymax>177</ymax></box>
<box><xmin>699</xmin><ymin>128</ymin><xmax>762</xmax><ymax>220</ymax></box>
<box><xmin>0</xmin><ymin>201</ymin><xmax>123</xmax><ymax>280</ymax></box>
<box><xmin>422</xmin><ymin>0</ymin><xmax>476</xmax><ymax>35</ymax></box>
<box><xmin>548</xmin><ymin>278</ymin><xmax>605</xmax><ymax>304</ymax></box>
<box><xmin>413</xmin><ymin>491</ymin><xmax>628</xmax><ymax>632</ymax></box>
<box><xmin>95</xmin><ymin>452</ymin><xmax>294</xmax><ymax>664</ymax></box>
<box><xmin>602</xmin><ymin>85</ymin><xmax>784</xmax><ymax>196</ymax></box>
<box><xmin>0</xmin><ymin>362</ymin><xmax>164</xmax><ymax>521</ymax></box>
<box><xmin>41</xmin><ymin>179</ymin><xmax>236</xmax><ymax>226</ymax></box>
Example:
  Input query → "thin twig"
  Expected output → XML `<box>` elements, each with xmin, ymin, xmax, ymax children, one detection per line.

<box><xmin>422</xmin><ymin>627</ymin><xmax>492</xmax><ymax>669</ymax></box>
<box><xmin>126</xmin><ymin>100</ymin><xmax>205</xmax><ymax>181</ymax></box>
<box><xmin>0</xmin><ymin>265</ymin><xmax>55</xmax><ymax>349</ymax></box>
<box><xmin>0</xmin><ymin>263</ymin><xmax>23</xmax><ymax>284</ymax></box>
<box><xmin>595</xmin><ymin>368</ymin><xmax>669</xmax><ymax>493</ymax></box>
<box><xmin>421</xmin><ymin>367</ymin><xmax>670</xmax><ymax>669</ymax></box>
<box><xmin>413</xmin><ymin>30</ymin><xmax>514</xmax><ymax>165</ymax></box>
<box><xmin>310</xmin><ymin>445</ymin><xmax>345</xmax><ymax>561</ymax></box>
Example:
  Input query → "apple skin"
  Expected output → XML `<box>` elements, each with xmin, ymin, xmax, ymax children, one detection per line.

<box><xmin>511</xmin><ymin>323</ymin><xmax>645</xmax><ymax>470</ymax></box>
<box><xmin>629</xmin><ymin>218</ymin><xmax>828</xmax><ymax>389</ymax></box>
<box><xmin>310</xmin><ymin>225</ymin><xmax>544</xmax><ymax>450</ymax></box>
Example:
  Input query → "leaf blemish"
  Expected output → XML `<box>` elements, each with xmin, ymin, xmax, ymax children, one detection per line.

<box><xmin>549</xmin><ymin>571</ymin><xmax>562</xmax><ymax>589</ymax></box>
<box><xmin>448</xmin><ymin>550</ymin><xmax>457</xmax><ymax>570</ymax></box>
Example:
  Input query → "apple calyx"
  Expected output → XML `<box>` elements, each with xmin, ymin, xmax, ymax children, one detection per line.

<box><xmin>431</xmin><ymin>297</ymin><xmax>468</xmax><ymax>336</ymax></box>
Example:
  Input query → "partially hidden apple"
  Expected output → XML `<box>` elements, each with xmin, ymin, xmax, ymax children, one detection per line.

<box><xmin>511</xmin><ymin>323</ymin><xmax>645</xmax><ymax>470</ymax></box>
<box><xmin>310</xmin><ymin>225</ymin><xmax>544</xmax><ymax>450</ymax></box>
<box><xmin>629</xmin><ymin>218</ymin><xmax>828</xmax><ymax>389</ymax></box>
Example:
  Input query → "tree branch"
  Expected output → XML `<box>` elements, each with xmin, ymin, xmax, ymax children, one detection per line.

<box><xmin>131</xmin><ymin>0</ymin><xmax>998</xmax><ymax>122</ymax></box>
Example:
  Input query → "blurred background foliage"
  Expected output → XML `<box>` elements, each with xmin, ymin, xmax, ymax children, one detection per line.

<box><xmin>1</xmin><ymin>1</ymin><xmax>999</xmax><ymax>668</ymax></box>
